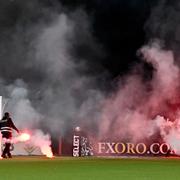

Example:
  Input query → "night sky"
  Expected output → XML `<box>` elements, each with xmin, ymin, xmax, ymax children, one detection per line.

<box><xmin>0</xmin><ymin>0</ymin><xmax>159</xmax><ymax>81</ymax></box>
<box><xmin>1</xmin><ymin>0</ymin><xmax>180</xmax><ymax>155</ymax></box>
<box><xmin>59</xmin><ymin>0</ymin><xmax>156</xmax><ymax>77</ymax></box>
<box><xmin>1</xmin><ymin>0</ymin><xmax>180</xmax><ymax>157</ymax></box>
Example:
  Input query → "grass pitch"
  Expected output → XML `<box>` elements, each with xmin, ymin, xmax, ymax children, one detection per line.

<box><xmin>0</xmin><ymin>156</ymin><xmax>179</xmax><ymax>180</ymax></box>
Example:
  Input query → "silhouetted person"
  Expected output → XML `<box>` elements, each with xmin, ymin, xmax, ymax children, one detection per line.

<box><xmin>0</xmin><ymin>112</ymin><xmax>19</xmax><ymax>158</ymax></box>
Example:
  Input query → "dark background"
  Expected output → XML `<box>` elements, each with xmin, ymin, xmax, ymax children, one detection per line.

<box><xmin>0</xmin><ymin>0</ymin><xmax>159</xmax><ymax>82</ymax></box>
<box><xmin>59</xmin><ymin>0</ymin><xmax>157</xmax><ymax>78</ymax></box>
<box><xmin>0</xmin><ymin>0</ymin><xmax>162</xmax><ymax>155</ymax></box>
<box><xmin>54</xmin><ymin>0</ymin><xmax>158</xmax><ymax>155</ymax></box>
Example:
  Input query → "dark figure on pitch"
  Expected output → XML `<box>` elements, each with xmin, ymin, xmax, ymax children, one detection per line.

<box><xmin>0</xmin><ymin>112</ymin><xmax>19</xmax><ymax>158</ymax></box>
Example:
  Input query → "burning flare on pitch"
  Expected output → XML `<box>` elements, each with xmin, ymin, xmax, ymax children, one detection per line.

<box><xmin>30</xmin><ymin>129</ymin><xmax>54</xmax><ymax>158</ymax></box>
<box><xmin>6</xmin><ymin>129</ymin><xmax>53</xmax><ymax>158</ymax></box>
<box><xmin>18</xmin><ymin>130</ymin><xmax>54</xmax><ymax>158</ymax></box>
<box><xmin>41</xmin><ymin>145</ymin><xmax>54</xmax><ymax>158</ymax></box>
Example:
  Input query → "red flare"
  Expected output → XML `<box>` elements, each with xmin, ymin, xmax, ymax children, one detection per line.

<box><xmin>18</xmin><ymin>133</ymin><xmax>30</xmax><ymax>142</ymax></box>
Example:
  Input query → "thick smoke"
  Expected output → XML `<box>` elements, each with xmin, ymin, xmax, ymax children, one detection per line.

<box><xmin>0</xmin><ymin>1</ymin><xmax>105</xmax><ymax>137</ymax></box>
<box><xmin>97</xmin><ymin>40</ymin><xmax>180</xmax><ymax>143</ymax></box>
<box><xmin>96</xmin><ymin>0</ymin><xmax>180</xmax><ymax>148</ymax></box>
<box><xmin>155</xmin><ymin>115</ymin><xmax>180</xmax><ymax>155</ymax></box>
<box><xmin>1</xmin><ymin>0</ymin><xmax>180</xmax><ymax>155</ymax></box>
<box><xmin>145</xmin><ymin>0</ymin><xmax>180</xmax><ymax>64</ymax></box>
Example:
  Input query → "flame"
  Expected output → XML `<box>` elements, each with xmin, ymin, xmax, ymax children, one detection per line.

<box><xmin>41</xmin><ymin>145</ymin><xmax>54</xmax><ymax>158</ymax></box>
<box><xmin>11</xmin><ymin>129</ymin><xmax>54</xmax><ymax>158</ymax></box>
<box><xmin>17</xmin><ymin>133</ymin><xmax>30</xmax><ymax>142</ymax></box>
<box><xmin>19</xmin><ymin>133</ymin><xmax>30</xmax><ymax>142</ymax></box>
